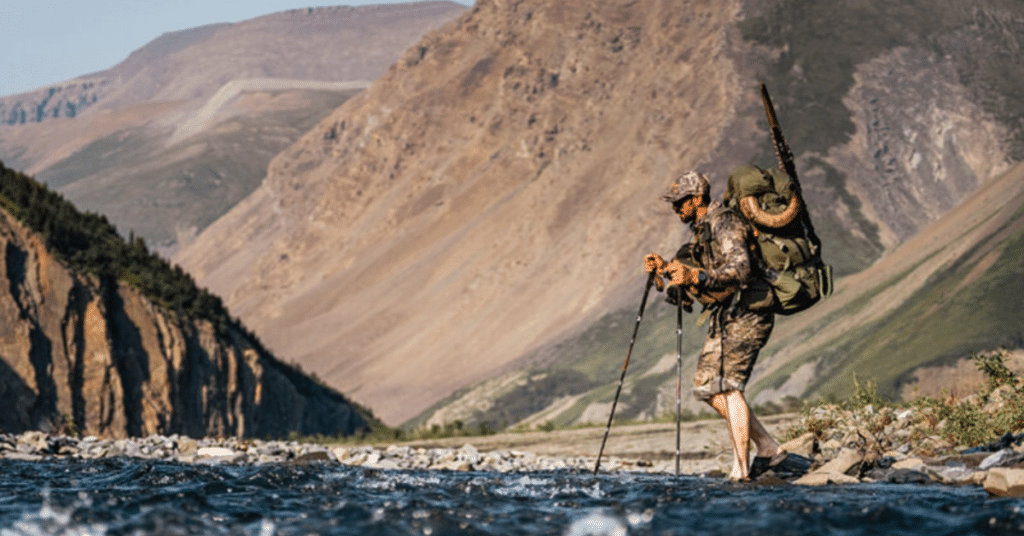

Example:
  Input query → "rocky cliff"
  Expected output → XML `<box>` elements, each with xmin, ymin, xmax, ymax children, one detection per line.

<box><xmin>176</xmin><ymin>0</ymin><xmax>1024</xmax><ymax>426</ymax></box>
<box><xmin>0</xmin><ymin>206</ymin><xmax>372</xmax><ymax>439</ymax></box>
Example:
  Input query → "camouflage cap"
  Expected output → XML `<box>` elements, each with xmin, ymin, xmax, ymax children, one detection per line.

<box><xmin>662</xmin><ymin>171</ymin><xmax>709</xmax><ymax>204</ymax></box>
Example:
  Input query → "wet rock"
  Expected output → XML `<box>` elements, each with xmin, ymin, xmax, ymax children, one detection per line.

<box><xmin>978</xmin><ymin>448</ymin><xmax>1024</xmax><ymax>470</ymax></box>
<box><xmin>926</xmin><ymin>464</ymin><xmax>981</xmax><ymax>486</ymax></box>
<box><xmin>984</xmin><ymin>467</ymin><xmax>1024</xmax><ymax>497</ymax></box>
<box><xmin>793</xmin><ymin>472</ymin><xmax>860</xmax><ymax>486</ymax></box>
<box><xmin>196</xmin><ymin>447</ymin><xmax>246</xmax><ymax>464</ymax></box>
<box><xmin>295</xmin><ymin>451</ymin><xmax>332</xmax><ymax>463</ymax></box>
<box><xmin>861</xmin><ymin>468</ymin><xmax>932</xmax><ymax>484</ymax></box>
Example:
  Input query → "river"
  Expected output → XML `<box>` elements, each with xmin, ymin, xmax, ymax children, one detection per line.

<box><xmin>1</xmin><ymin>458</ymin><xmax>1023</xmax><ymax>535</ymax></box>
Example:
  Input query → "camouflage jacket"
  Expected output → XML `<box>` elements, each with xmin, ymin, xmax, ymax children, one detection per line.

<box><xmin>677</xmin><ymin>201</ymin><xmax>773</xmax><ymax>309</ymax></box>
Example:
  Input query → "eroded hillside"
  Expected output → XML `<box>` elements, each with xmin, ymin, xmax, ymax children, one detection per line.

<box><xmin>0</xmin><ymin>2</ymin><xmax>467</xmax><ymax>253</ymax></box>
<box><xmin>177</xmin><ymin>0</ymin><xmax>1023</xmax><ymax>426</ymax></box>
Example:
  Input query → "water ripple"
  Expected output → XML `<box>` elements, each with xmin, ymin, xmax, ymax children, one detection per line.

<box><xmin>1</xmin><ymin>459</ymin><xmax>1023</xmax><ymax>535</ymax></box>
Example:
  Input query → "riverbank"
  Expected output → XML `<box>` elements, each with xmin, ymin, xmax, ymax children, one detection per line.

<box><xmin>8</xmin><ymin>389</ymin><xmax>1024</xmax><ymax>498</ymax></box>
<box><xmin>4</xmin><ymin>409</ymin><xmax>1024</xmax><ymax>497</ymax></box>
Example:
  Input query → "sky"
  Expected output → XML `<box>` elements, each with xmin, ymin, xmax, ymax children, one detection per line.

<box><xmin>0</xmin><ymin>0</ymin><xmax>471</xmax><ymax>97</ymax></box>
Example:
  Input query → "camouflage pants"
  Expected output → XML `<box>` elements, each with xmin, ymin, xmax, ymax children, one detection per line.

<box><xmin>692</xmin><ymin>305</ymin><xmax>775</xmax><ymax>401</ymax></box>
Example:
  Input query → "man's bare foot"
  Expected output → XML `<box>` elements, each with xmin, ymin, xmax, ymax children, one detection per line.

<box><xmin>729</xmin><ymin>461</ymin><xmax>748</xmax><ymax>481</ymax></box>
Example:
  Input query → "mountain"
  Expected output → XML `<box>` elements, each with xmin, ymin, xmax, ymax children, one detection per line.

<box><xmin>0</xmin><ymin>1</ymin><xmax>467</xmax><ymax>253</ymax></box>
<box><xmin>0</xmin><ymin>162</ymin><xmax>379</xmax><ymax>439</ymax></box>
<box><xmin>419</xmin><ymin>161</ymin><xmax>1024</xmax><ymax>431</ymax></box>
<box><xmin>176</xmin><ymin>0</ymin><xmax>1024</xmax><ymax>426</ymax></box>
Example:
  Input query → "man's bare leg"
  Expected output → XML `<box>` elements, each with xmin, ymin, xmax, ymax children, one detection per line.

<box><xmin>707</xmin><ymin>392</ymin><xmax>748</xmax><ymax>480</ymax></box>
<box><xmin>749</xmin><ymin>411</ymin><xmax>780</xmax><ymax>459</ymax></box>
<box><xmin>706</xmin><ymin>390</ymin><xmax>779</xmax><ymax>480</ymax></box>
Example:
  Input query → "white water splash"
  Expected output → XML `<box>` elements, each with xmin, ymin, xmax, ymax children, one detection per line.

<box><xmin>0</xmin><ymin>490</ymin><xmax>106</xmax><ymax>536</ymax></box>
<box><xmin>564</xmin><ymin>510</ymin><xmax>628</xmax><ymax>536</ymax></box>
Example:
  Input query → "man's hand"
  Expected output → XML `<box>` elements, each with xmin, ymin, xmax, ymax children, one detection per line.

<box><xmin>644</xmin><ymin>253</ymin><xmax>666</xmax><ymax>274</ymax></box>
<box><xmin>666</xmin><ymin>284</ymin><xmax>694</xmax><ymax>312</ymax></box>
<box><xmin>663</xmin><ymin>260</ymin><xmax>707</xmax><ymax>288</ymax></box>
<box><xmin>644</xmin><ymin>253</ymin><xmax>667</xmax><ymax>291</ymax></box>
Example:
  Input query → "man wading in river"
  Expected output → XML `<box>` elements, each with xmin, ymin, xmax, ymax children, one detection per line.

<box><xmin>644</xmin><ymin>170</ymin><xmax>784</xmax><ymax>482</ymax></box>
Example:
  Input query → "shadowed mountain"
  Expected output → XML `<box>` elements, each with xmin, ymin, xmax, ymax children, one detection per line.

<box><xmin>0</xmin><ymin>161</ymin><xmax>380</xmax><ymax>438</ymax></box>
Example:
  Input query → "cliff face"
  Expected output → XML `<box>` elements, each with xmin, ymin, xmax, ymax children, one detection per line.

<box><xmin>0</xmin><ymin>209</ymin><xmax>369</xmax><ymax>439</ymax></box>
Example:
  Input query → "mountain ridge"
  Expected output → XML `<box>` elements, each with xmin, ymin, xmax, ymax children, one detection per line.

<box><xmin>0</xmin><ymin>1</ymin><xmax>467</xmax><ymax>253</ymax></box>
<box><xmin>178</xmin><ymin>0</ymin><xmax>1024</xmax><ymax>427</ymax></box>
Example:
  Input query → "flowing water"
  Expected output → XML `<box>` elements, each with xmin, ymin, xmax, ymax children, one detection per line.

<box><xmin>2</xmin><ymin>458</ymin><xmax>1024</xmax><ymax>536</ymax></box>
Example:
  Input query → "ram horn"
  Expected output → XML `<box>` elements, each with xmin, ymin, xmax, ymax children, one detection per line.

<box><xmin>739</xmin><ymin>192</ymin><xmax>802</xmax><ymax>228</ymax></box>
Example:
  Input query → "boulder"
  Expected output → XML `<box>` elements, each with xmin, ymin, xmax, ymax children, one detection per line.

<box><xmin>979</xmin><ymin>448</ymin><xmax>1024</xmax><ymax>470</ymax></box>
<box><xmin>891</xmin><ymin>457</ymin><xmax>924</xmax><ymax>470</ymax></box>
<box><xmin>984</xmin><ymin>467</ymin><xmax>1024</xmax><ymax>497</ymax></box>
<box><xmin>794</xmin><ymin>472</ymin><xmax>860</xmax><ymax>486</ymax></box>
<box><xmin>815</xmin><ymin>448</ymin><xmax>864</xmax><ymax>476</ymax></box>
<box><xmin>777</xmin><ymin>432</ymin><xmax>816</xmax><ymax>459</ymax></box>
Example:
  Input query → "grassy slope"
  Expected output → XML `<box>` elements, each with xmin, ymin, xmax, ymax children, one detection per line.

<box><xmin>752</xmin><ymin>163</ymin><xmax>1024</xmax><ymax>402</ymax></box>
<box><xmin>419</xmin><ymin>163</ymin><xmax>1024</xmax><ymax>431</ymax></box>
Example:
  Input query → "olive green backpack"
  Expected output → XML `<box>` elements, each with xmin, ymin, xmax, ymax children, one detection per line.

<box><xmin>725</xmin><ymin>164</ymin><xmax>833</xmax><ymax>315</ymax></box>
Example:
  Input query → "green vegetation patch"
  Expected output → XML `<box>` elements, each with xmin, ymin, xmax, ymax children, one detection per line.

<box><xmin>806</xmin><ymin>214</ymin><xmax>1024</xmax><ymax>402</ymax></box>
<box><xmin>425</xmin><ymin>293</ymin><xmax>707</xmax><ymax>430</ymax></box>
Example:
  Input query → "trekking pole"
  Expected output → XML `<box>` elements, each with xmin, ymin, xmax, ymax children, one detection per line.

<box><xmin>594</xmin><ymin>271</ymin><xmax>657</xmax><ymax>476</ymax></box>
<box><xmin>675</xmin><ymin>300</ymin><xmax>683</xmax><ymax>477</ymax></box>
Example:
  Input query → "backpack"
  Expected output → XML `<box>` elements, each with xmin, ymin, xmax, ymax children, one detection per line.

<box><xmin>725</xmin><ymin>164</ymin><xmax>833</xmax><ymax>315</ymax></box>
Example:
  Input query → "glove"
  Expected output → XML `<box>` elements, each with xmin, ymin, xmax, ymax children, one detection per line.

<box><xmin>662</xmin><ymin>260</ymin><xmax>707</xmax><ymax>288</ymax></box>
<box><xmin>644</xmin><ymin>253</ymin><xmax>666</xmax><ymax>274</ymax></box>
<box><xmin>644</xmin><ymin>253</ymin><xmax>667</xmax><ymax>291</ymax></box>
<box><xmin>665</xmin><ymin>284</ymin><xmax>694</xmax><ymax>312</ymax></box>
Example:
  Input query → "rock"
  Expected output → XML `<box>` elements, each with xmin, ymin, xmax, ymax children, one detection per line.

<box><xmin>439</xmin><ymin>460</ymin><xmax>472</xmax><ymax>472</ymax></box>
<box><xmin>891</xmin><ymin>457</ymin><xmax>924</xmax><ymax>470</ymax></box>
<box><xmin>178</xmin><ymin>437</ymin><xmax>198</xmax><ymax>456</ymax></box>
<box><xmin>197</xmin><ymin>446</ymin><xmax>236</xmax><ymax>457</ymax></box>
<box><xmin>18</xmin><ymin>431</ymin><xmax>49</xmax><ymax>454</ymax></box>
<box><xmin>794</xmin><ymin>472</ymin><xmax>861</xmax><ymax>486</ymax></box>
<box><xmin>196</xmin><ymin>447</ymin><xmax>246</xmax><ymax>464</ymax></box>
<box><xmin>861</xmin><ymin>468</ymin><xmax>931</xmax><ymax>484</ymax></box>
<box><xmin>294</xmin><ymin>451</ymin><xmax>332</xmax><ymax>463</ymax></box>
<box><xmin>458</xmin><ymin>444</ymin><xmax>480</xmax><ymax>463</ymax></box>
<box><xmin>927</xmin><ymin>465</ymin><xmax>980</xmax><ymax>485</ymax></box>
<box><xmin>985</xmin><ymin>468</ymin><xmax>1024</xmax><ymax>497</ymax></box>
<box><xmin>815</xmin><ymin>448</ymin><xmax>864</xmax><ymax>476</ymax></box>
<box><xmin>979</xmin><ymin>448</ymin><xmax>1024</xmax><ymax>470</ymax></box>
<box><xmin>778</xmin><ymin>433</ymin><xmax>816</xmax><ymax>459</ymax></box>
<box><xmin>4</xmin><ymin>452</ymin><xmax>44</xmax><ymax>461</ymax></box>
